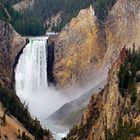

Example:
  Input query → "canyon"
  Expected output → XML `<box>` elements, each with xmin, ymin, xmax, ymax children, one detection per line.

<box><xmin>0</xmin><ymin>20</ymin><xmax>27</xmax><ymax>87</ymax></box>
<box><xmin>1</xmin><ymin>0</ymin><xmax>140</xmax><ymax>139</ymax></box>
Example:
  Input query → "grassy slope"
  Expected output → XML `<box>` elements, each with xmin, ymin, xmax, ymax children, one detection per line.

<box><xmin>0</xmin><ymin>104</ymin><xmax>34</xmax><ymax>140</ymax></box>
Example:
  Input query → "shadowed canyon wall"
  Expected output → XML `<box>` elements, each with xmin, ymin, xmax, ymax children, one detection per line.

<box><xmin>0</xmin><ymin>20</ymin><xmax>26</xmax><ymax>87</ymax></box>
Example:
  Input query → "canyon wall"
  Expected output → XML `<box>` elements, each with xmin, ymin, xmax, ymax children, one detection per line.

<box><xmin>62</xmin><ymin>0</ymin><xmax>140</xmax><ymax>139</ymax></box>
<box><xmin>53</xmin><ymin>0</ymin><xmax>140</xmax><ymax>90</ymax></box>
<box><xmin>66</xmin><ymin>48</ymin><xmax>140</xmax><ymax>140</ymax></box>
<box><xmin>104</xmin><ymin>0</ymin><xmax>140</xmax><ymax>65</ymax></box>
<box><xmin>0</xmin><ymin>20</ymin><xmax>27</xmax><ymax>87</ymax></box>
<box><xmin>54</xmin><ymin>6</ymin><xmax>106</xmax><ymax>89</ymax></box>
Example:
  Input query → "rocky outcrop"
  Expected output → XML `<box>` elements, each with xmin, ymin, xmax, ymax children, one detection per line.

<box><xmin>45</xmin><ymin>11</ymin><xmax>63</xmax><ymax>31</ymax></box>
<box><xmin>66</xmin><ymin>48</ymin><xmax>140</xmax><ymax>140</ymax></box>
<box><xmin>12</xmin><ymin>0</ymin><xmax>35</xmax><ymax>11</ymax></box>
<box><xmin>0</xmin><ymin>20</ymin><xmax>27</xmax><ymax>87</ymax></box>
<box><xmin>59</xmin><ymin>0</ymin><xmax>140</xmax><ymax>138</ymax></box>
<box><xmin>53</xmin><ymin>0</ymin><xmax>140</xmax><ymax>90</ymax></box>
<box><xmin>104</xmin><ymin>0</ymin><xmax>140</xmax><ymax>65</ymax></box>
<box><xmin>54</xmin><ymin>6</ymin><xmax>106</xmax><ymax>89</ymax></box>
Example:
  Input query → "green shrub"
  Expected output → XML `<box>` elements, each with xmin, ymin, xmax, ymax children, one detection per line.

<box><xmin>118</xmin><ymin>47</ymin><xmax>140</xmax><ymax>104</ymax></box>
<box><xmin>106</xmin><ymin>118</ymin><xmax>140</xmax><ymax>140</ymax></box>
<box><xmin>1</xmin><ymin>0</ymin><xmax>116</xmax><ymax>35</ymax></box>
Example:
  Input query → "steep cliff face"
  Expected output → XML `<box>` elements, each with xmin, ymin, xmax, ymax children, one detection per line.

<box><xmin>63</xmin><ymin>0</ymin><xmax>140</xmax><ymax>138</ymax></box>
<box><xmin>65</xmin><ymin>51</ymin><xmax>121</xmax><ymax>140</ymax></box>
<box><xmin>104</xmin><ymin>0</ymin><xmax>140</xmax><ymax>65</ymax></box>
<box><xmin>53</xmin><ymin>0</ymin><xmax>140</xmax><ymax>89</ymax></box>
<box><xmin>54</xmin><ymin>6</ymin><xmax>106</xmax><ymax>89</ymax></box>
<box><xmin>66</xmin><ymin>48</ymin><xmax>140</xmax><ymax>140</ymax></box>
<box><xmin>0</xmin><ymin>20</ymin><xmax>27</xmax><ymax>87</ymax></box>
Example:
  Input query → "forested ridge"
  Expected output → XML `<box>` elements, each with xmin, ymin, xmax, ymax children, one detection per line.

<box><xmin>118</xmin><ymin>46</ymin><xmax>140</xmax><ymax>105</ymax></box>
<box><xmin>0</xmin><ymin>0</ymin><xmax>116</xmax><ymax>36</ymax></box>
<box><xmin>0</xmin><ymin>84</ymin><xmax>50</xmax><ymax>139</ymax></box>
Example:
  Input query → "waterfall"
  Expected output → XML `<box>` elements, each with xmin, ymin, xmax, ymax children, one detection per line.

<box><xmin>15</xmin><ymin>37</ymin><xmax>48</xmax><ymax>97</ymax></box>
<box><xmin>15</xmin><ymin>36</ymin><xmax>70</xmax><ymax>118</ymax></box>
<box><xmin>15</xmin><ymin>37</ymin><xmax>69</xmax><ymax>139</ymax></box>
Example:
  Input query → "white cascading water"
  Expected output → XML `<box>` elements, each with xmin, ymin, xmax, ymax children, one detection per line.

<box><xmin>15</xmin><ymin>37</ymin><xmax>69</xmax><ymax>139</ymax></box>
<box><xmin>16</xmin><ymin>38</ymin><xmax>47</xmax><ymax>95</ymax></box>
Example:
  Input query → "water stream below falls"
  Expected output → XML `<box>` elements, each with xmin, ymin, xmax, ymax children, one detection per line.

<box><xmin>15</xmin><ymin>37</ymin><xmax>69</xmax><ymax>139</ymax></box>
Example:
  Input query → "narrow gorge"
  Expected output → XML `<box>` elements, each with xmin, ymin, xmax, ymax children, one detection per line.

<box><xmin>1</xmin><ymin>0</ymin><xmax>140</xmax><ymax>140</ymax></box>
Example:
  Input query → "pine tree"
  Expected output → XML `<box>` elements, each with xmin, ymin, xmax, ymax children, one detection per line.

<box><xmin>2</xmin><ymin>112</ymin><xmax>6</xmax><ymax>126</ymax></box>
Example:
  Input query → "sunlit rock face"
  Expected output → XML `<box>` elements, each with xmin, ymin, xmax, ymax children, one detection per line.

<box><xmin>66</xmin><ymin>49</ymin><xmax>140</xmax><ymax>140</ymax></box>
<box><xmin>105</xmin><ymin>0</ymin><xmax>140</xmax><ymax>65</ymax></box>
<box><xmin>64</xmin><ymin>0</ymin><xmax>140</xmax><ymax>139</ymax></box>
<box><xmin>54</xmin><ymin>0</ymin><xmax>140</xmax><ymax>90</ymax></box>
<box><xmin>54</xmin><ymin>6</ymin><xmax>106</xmax><ymax>89</ymax></box>
<box><xmin>66</xmin><ymin>50</ymin><xmax>125</xmax><ymax>140</ymax></box>
<box><xmin>12</xmin><ymin>0</ymin><xmax>35</xmax><ymax>11</ymax></box>
<box><xmin>0</xmin><ymin>20</ymin><xmax>26</xmax><ymax>87</ymax></box>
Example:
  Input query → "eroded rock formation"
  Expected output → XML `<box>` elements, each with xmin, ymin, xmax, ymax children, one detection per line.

<box><xmin>53</xmin><ymin>0</ymin><xmax>140</xmax><ymax>90</ymax></box>
<box><xmin>54</xmin><ymin>6</ymin><xmax>106</xmax><ymax>89</ymax></box>
<box><xmin>104</xmin><ymin>0</ymin><xmax>140</xmax><ymax>65</ymax></box>
<box><xmin>66</xmin><ymin>48</ymin><xmax>140</xmax><ymax>140</ymax></box>
<box><xmin>50</xmin><ymin>0</ymin><xmax>140</xmax><ymax>139</ymax></box>
<box><xmin>0</xmin><ymin>20</ymin><xmax>27</xmax><ymax>87</ymax></box>
<box><xmin>12</xmin><ymin>0</ymin><xmax>35</xmax><ymax>11</ymax></box>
